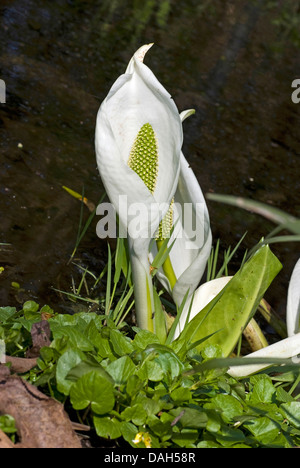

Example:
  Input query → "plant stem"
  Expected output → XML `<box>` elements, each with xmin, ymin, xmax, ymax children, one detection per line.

<box><xmin>128</xmin><ymin>238</ymin><xmax>155</xmax><ymax>332</ymax></box>
<box><xmin>258</xmin><ymin>298</ymin><xmax>287</xmax><ymax>338</ymax></box>
<box><xmin>243</xmin><ymin>317</ymin><xmax>268</xmax><ymax>352</ymax></box>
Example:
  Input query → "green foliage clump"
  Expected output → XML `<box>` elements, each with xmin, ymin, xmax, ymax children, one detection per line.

<box><xmin>1</xmin><ymin>302</ymin><xmax>300</xmax><ymax>448</ymax></box>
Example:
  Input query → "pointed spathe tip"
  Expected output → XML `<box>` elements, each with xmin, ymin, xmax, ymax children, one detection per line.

<box><xmin>135</xmin><ymin>43</ymin><xmax>154</xmax><ymax>63</ymax></box>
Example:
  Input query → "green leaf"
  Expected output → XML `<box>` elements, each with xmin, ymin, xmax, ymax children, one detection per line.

<box><xmin>56</xmin><ymin>349</ymin><xmax>86</xmax><ymax>395</ymax></box>
<box><xmin>171</xmin><ymin>428</ymin><xmax>199</xmax><ymax>447</ymax></box>
<box><xmin>120</xmin><ymin>421</ymin><xmax>139</xmax><ymax>447</ymax></box>
<box><xmin>280</xmin><ymin>402</ymin><xmax>300</xmax><ymax>428</ymax></box>
<box><xmin>243</xmin><ymin>416</ymin><xmax>280</xmax><ymax>445</ymax></box>
<box><xmin>148</xmin><ymin>344</ymin><xmax>184</xmax><ymax>379</ymax></box>
<box><xmin>136</xmin><ymin>359</ymin><xmax>164</xmax><ymax>382</ymax></box>
<box><xmin>70</xmin><ymin>371</ymin><xmax>115</xmax><ymax>414</ymax></box>
<box><xmin>215</xmin><ymin>425</ymin><xmax>246</xmax><ymax>447</ymax></box>
<box><xmin>66</xmin><ymin>358</ymin><xmax>114</xmax><ymax>385</ymax></box>
<box><xmin>132</xmin><ymin>329</ymin><xmax>160</xmax><ymax>349</ymax></box>
<box><xmin>109</xmin><ymin>329</ymin><xmax>134</xmax><ymax>356</ymax></box>
<box><xmin>84</xmin><ymin>320</ymin><xmax>115</xmax><ymax>359</ymax></box>
<box><xmin>126</xmin><ymin>375</ymin><xmax>144</xmax><ymax>398</ymax></box>
<box><xmin>93</xmin><ymin>415</ymin><xmax>122</xmax><ymax>439</ymax></box>
<box><xmin>211</xmin><ymin>394</ymin><xmax>244</xmax><ymax>423</ymax></box>
<box><xmin>170</xmin><ymin>407</ymin><xmax>208</xmax><ymax>429</ymax></box>
<box><xmin>0</xmin><ymin>307</ymin><xmax>17</xmax><ymax>322</ymax></box>
<box><xmin>0</xmin><ymin>414</ymin><xmax>17</xmax><ymax>434</ymax></box>
<box><xmin>50</xmin><ymin>325</ymin><xmax>95</xmax><ymax>352</ymax></box>
<box><xmin>174</xmin><ymin>245</ymin><xmax>282</xmax><ymax>356</ymax></box>
<box><xmin>106</xmin><ymin>356</ymin><xmax>136</xmax><ymax>385</ymax></box>
<box><xmin>170</xmin><ymin>387</ymin><xmax>192</xmax><ymax>403</ymax></box>
<box><xmin>249</xmin><ymin>375</ymin><xmax>276</xmax><ymax>404</ymax></box>
<box><xmin>121</xmin><ymin>403</ymin><xmax>148</xmax><ymax>425</ymax></box>
<box><xmin>23</xmin><ymin>301</ymin><xmax>39</xmax><ymax>314</ymax></box>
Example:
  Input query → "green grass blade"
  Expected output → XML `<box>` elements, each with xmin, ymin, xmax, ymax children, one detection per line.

<box><xmin>105</xmin><ymin>244</ymin><xmax>112</xmax><ymax>316</ymax></box>
<box><xmin>207</xmin><ymin>193</ymin><xmax>300</xmax><ymax>234</ymax></box>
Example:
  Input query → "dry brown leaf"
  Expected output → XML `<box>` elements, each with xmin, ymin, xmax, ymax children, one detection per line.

<box><xmin>0</xmin><ymin>366</ymin><xmax>81</xmax><ymax>448</ymax></box>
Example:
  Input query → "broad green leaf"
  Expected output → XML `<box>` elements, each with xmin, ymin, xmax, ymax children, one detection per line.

<box><xmin>145</xmin><ymin>344</ymin><xmax>184</xmax><ymax>379</ymax></box>
<box><xmin>56</xmin><ymin>348</ymin><xmax>86</xmax><ymax>395</ymax></box>
<box><xmin>171</xmin><ymin>428</ymin><xmax>198</xmax><ymax>447</ymax></box>
<box><xmin>126</xmin><ymin>375</ymin><xmax>144</xmax><ymax>398</ymax></box>
<box><xmin>70</xmin><ymin>371</ymin><xmax>115</xmax><ymax>414</ymax></box>
<box><xmin>121</xmin><ymin>403</ymin><xmax>148</xmax><ymax>425</ymax></box>
<box><xmin>23</xmin><ymin>301</ymin><xmax>39</xmax><ymax>314</ymax></box>
<box><xmin>135</xmin><ymin>394</ymin><xmax>162</xmax><ymax>416</ymax></box>
<box><xmin>215</xmin><ymin>425</ymin><xmax>246</xmax><ymax>447</ymax></box>
<box><xmin>280</xmin><ymin>402</ymin><xmax>300</xmax><ymax>428</ymax></box>
<box><xmin>170</xmin><ymin>407</ymin><xmax>208</xmax><ymax>429</ymax></box>
<box><xmin>148</xmin><ymin>413</ymin><xmax>173</xmax><ymax>438</ymax></box>
<box><xmin>120</xmin><ymin>421</ymin><xmax>139</xmax><ymax>447</ymax></box>
<box><xmin>93</xmin><ymin>415</ymin><xmax>122</xmax><ymax>439</ymax></box>
<box><xmin>50</xmin><ymin>325</ymin><xmax>94</xmax><ymax>351</ymax></box>
<box><xmin>84</xmin><ymin>320</ymin><xmax>115</xmax><ymax>359</ymax></box>
<box><xmin>136</xmin><ymin>359</ymin><xmax>164</xmax><ymax>382</ymax></box>
<box><xmin>243</xmin><ymin>416</ymin><xmax>279</xmax><ymax>445</ymax></box>
<box><xmin>174</xmin><ymin>246</ymin><xmax>282</xmax><ymax>356</ymax></box>
<box><xmin>132</xmin><ymin>329</ymin><xmax>160</xmax><ymax>349</ymax></box>
<box><xmin>0</xmin><ymin>307</ymin><xmax>17</xmax><ymax>322</ymax></box>
<box><xmin>66</xmin><ymin>358</ymin><xmax>114</xmax><ymax>385</ymax></box>
<box><xmin>249</xmin><ymin>375</ymin><xmax>276</xmax><ymax>404</ymax></box>
<box><xmin>170</xmin><ymin>387</ymin><xmax>191</xmax><ymax>403</ymax></box>
<box><xmin>197</xmin><ymin>440</ymin><xmax>221</xmax><ymax>448</ymax></box>
<box><xmin>0</xmin><ymin>414</ymin><xmax>17</xmax><ymax>434</ymax></box>
<box><xmin>109</xmin><ymin>328</ymin><xmax>134</xmax><ymax>356</ymax></box>
<box><xmin>211</xmin><ymin>394</ymin><xmax>244</xmax><ymax>424</ymax></box>
<box><xmin>106</xmin><ymin>355</ymin><xmax>136</xmax><ymax>385</ymax></box>
<box><xmin>276</xmin><ymin>386</ymin><xmax>295</xmax><ymax>403</ymax></box>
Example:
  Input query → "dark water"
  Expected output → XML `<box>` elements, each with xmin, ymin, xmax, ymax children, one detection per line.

<box><xmin>0</xmin><ymin>0</ymin><xmax>299</xmax><ymax>319</ymax></box>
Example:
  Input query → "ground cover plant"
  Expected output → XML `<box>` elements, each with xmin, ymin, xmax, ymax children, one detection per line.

<box><xmin>0</xmin><ymin>286</ymin><xmax>300</xmax><ymax>448</ymax></box>
<box><xmin>1</xmin><ymin>43</ymin><xmax>300</xmax><ymax>449</ymax></box>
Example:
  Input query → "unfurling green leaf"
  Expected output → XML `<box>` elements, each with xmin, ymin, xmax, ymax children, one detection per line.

<box><xmin>174</xmin><ymin>245</ymin><xmax>282</xmax><ymax>356</ymax></box>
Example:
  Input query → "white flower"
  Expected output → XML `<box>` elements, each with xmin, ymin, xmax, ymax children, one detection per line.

<box><xmin>95</xmin><ymin>43</ymin><xmax>182</xmax><ymax>253</ymax></box>
<box><xmin>95</xmin><ymin>44</ymin><xmax>183</xmax><ymax>330</ymax></box>
<box><xmin>173</xmin><ymin>276</ymin><xmax>232</xmax><ymax>339</ymax></box>
<box><xmin>286</xmin><ymin>257</ymin><xmax>300</xmax><ymax>336</ymax></box>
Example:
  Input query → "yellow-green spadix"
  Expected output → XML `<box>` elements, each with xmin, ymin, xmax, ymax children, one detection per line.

<box><xmin>95</xmin><ymin>44</ymin><xmax>183</xmax><ymax>330</ymax></box>
<box><xmin>149</xmin><ymin>110</ymin><xmax>212</xmax><ymax>307</ymax></box>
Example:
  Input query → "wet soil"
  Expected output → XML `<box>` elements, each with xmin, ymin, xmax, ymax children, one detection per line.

<box><xmin>0</xmin><ymin>0</ymin><xmax>299</xmax><ymax>320</ymax></box>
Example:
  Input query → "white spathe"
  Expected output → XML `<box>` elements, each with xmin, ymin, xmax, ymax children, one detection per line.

<box><xmin>228</xmin><ymin>333</ymin><xmax>300</xmax><ymax>378</ymax></box>
<box><xmin>286</xmin><ymin>257</ymin><xmax>300</xmax><ymax>336</ymax></box>
<box><xmin>173</xmin><ymin>276</ymin><xmax>232</xmax><ymax>339</ymax></box>
<box><xmin>95</xmin><ymin>44</ymin><xmax>183</xmax><ymax>330</ymax></box>
<box><xmin>95</xmin><ymin>43</ymin><xmax>183</xmax><ymax>256</ymax></box>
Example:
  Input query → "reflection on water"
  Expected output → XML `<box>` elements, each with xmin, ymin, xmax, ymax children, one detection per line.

<box><xmin>0</xmin><ymin>0</ymin><xmax>299</xmax><ymax>317</ymax></box>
